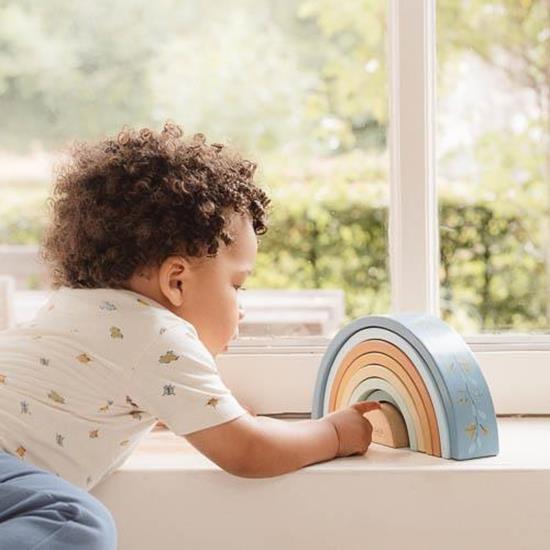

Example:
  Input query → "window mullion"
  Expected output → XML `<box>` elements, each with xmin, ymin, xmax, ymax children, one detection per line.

<box><xmin>388</xmin><ymin>0</ymin><xmax>439</xmax><ymax>316</ymax></box>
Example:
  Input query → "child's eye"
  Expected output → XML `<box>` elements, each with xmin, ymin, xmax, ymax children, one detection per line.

<box><xmin>234</xmin><ymin>286</ymin><xmax>247</xmax><ymax>291</ymax></box>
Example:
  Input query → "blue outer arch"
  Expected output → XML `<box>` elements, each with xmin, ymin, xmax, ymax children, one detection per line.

<box><xmin>311</xmin><ymin>313</ymin><xmax>499</xmax><ymax>460</ymax></box>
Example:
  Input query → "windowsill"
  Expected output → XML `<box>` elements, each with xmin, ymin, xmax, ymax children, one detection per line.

<box><xmin>91</xmin><ymin>417</ymin><xmax>550</xmax><ymax>550</ymax></box>
<box><xmin>117</xmin><ymin>416</ymin><xmax>550</xmax><ymax>473</ymax></box>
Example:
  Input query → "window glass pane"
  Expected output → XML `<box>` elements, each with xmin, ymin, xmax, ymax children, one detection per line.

<box><xmin>0</xmin><ymin>0</ymin><xmax>390</xmax><ymax>339</ymax></box>
<box><xmin>436</xmin><ymin>0</ymin><xmax>549</xmax><ymax>334</ymax></box>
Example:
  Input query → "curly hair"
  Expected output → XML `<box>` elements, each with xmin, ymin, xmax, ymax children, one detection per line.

<box><xmin>40</xmin><ymin>121</ymin><xmax>272</xmax><ymax>289</ymax></box>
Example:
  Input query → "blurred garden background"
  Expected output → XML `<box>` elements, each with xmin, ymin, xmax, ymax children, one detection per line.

<box><xmin>0</xmin><ymin>0</ymin><xmax>548</xmax><ymax>335</ymax></box>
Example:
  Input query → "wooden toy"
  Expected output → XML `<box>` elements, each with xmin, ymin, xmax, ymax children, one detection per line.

<box><xmin>311</xmin><ymin>313</ymin><xmax>499</xmax><ymax>459</ymax></box>
<box><xmin>364</xmin><ymin>402</ymin><xmax>409</xmax><ymax>448</ymax></box>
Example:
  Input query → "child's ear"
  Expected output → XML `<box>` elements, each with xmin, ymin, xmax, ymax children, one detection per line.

<box><xmin>158</xmin><ymin>256</ymin><xmax>189</xmax><ymax>307</ymax></box>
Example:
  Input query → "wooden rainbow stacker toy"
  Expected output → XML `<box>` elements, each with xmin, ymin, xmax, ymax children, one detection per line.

<box><xmin>311</xmin><ymin>313</ymin><xmax>499</xmax><ymax>460</ymax></box>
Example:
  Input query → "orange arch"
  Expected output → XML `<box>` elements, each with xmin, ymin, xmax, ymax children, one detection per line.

<box><xmin>328</xmin><ymin>339</ymin><xmax>441</xmax><ymax>457</ymax></box>
<box><xmin>337</xmin><ymin>364</ymin><xmax>429</xmax><ymax>453</ymax></box>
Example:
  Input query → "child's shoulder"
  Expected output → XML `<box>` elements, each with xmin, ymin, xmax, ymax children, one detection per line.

<box><xmin>50</xmin><ymin>286</ymin><xmax>168</xmax><ymax>316</ymax></box>
<box><xmin>42</xmin><ymin>286</ymin><xmax>198</xmax><ymax>344</ymax></box>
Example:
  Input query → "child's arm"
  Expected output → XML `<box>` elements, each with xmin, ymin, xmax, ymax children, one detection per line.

<box><xmin>184</xmin><ymin>413</ymin><xmax>339</xmax><ymax>478</ymax></box>
<box><xmin>184</xmin><ymin>400</ymin><xmax>381</xmax><ymax>477</ymax></box>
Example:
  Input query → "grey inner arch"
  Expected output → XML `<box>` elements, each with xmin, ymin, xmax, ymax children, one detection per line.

<box><xmin>363</xmin><ymin>389</ymin><xmax>398</xmax><ymax>409</ymax></box>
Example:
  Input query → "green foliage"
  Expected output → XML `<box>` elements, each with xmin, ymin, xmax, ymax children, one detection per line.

<box><xmin>251</xmin><ymin>182</ymin><xmax>548</xmax><ymax>334</ymax></box>
<box><xmin>0</xmin><ymin>209</ymin><xmax>44</xmax><ymax>244</ymax></box>
<box><xmin>0</xmin><ymin>0</ymin><xmax>161</xmax><ymax>150</ymax></box>
<box><xmin>439</xmin><ymin>201</ymin><xmax>547</xmax><ymax>332</ymax></box>
<box><xmin>2</xmin><ymin>168</ymin><xmax>546</xmax><ymax>334</ymax></box>
<box><xmin>0</xmin><ymin>0</ymin><xmax>548</xmax><ymax>333</ymax></box>
<box><xmin>0</xmin><ymin>0</ymin><xmax>320</xmax><ymax>154</ymax></box>
<box><xmin>296</xmin><ymin>0</ymin><xmax>388</xmax><ymax>153</ymax></box>
<box><xmin>0</xmin><ymin>180</ymin><xmax>49</xmax><ymax>242</ymax></box>
<box><xmin>437</xmin><ymin>0</ymin><xmax>548</xmax><ymax>96</ymax></box>
<box><xmin>255</xmin><ymin>154</ymin><xmax>391</xmax><ymax>324</ymax></box>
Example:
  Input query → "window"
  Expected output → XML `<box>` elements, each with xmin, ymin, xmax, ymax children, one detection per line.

<box><xmin>0</xmin><ymin>0</ymin><xmax>390</xmax><ymax>341</ymax></box>
<box><xmin>436</xmin><ymin>0</ymin><xmax>549</xmax><ymax>335</ymax></box>
<box><xmin>1</xmin><ymin>0</ymin><xmax>548</xmax><ymax>414</ymax></box>
<box><xmin>383</xmin><ymin>0</ymin><xmax>549</xmax><ymax>416</ymax></box>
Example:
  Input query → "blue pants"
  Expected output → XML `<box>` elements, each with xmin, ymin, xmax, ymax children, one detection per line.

<box><xmin>0</xmin><ymin>452</ymin><xmax>117</xmax><ymax>549</ymax></box>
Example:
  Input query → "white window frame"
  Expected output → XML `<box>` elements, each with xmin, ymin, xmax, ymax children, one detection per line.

<box><xmin>221</xmin><ymin>0</ymin><xmax>550</xmax><ymax>416</ymax></box>
<box><xmin>387</xmin><ymin>0</ymin><xmax>550</xmax><ymax>413</ymax></box>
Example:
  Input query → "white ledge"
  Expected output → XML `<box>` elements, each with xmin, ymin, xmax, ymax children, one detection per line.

<box><xmin>92</xmin><ymin>417</ymin><xmax>550</xmax><ymax>550</ymax></box>
<box><xmin>117</xmin><ymin>417</ymin><xmax>550</xmax><ymax>473</ymax></box>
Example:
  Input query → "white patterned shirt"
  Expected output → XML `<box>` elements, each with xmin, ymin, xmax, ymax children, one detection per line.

<box><xmin>0</xmin><ymin>287</ymin><xmax>247</xmax><ymax>491</ymax></box>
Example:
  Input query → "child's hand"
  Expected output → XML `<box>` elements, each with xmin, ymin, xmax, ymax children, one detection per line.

<box><xmin>323</xmin><ymin>400</ymin><xmax>382</xmax><ymax>457</ymax></box>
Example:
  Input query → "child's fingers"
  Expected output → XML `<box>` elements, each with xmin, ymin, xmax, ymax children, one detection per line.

<box><xmin>351</xmin><ymin>400</ymin><xmax>382</xmax><ymax>414</ymax></box>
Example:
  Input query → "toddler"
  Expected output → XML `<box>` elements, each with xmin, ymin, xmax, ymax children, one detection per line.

<box><xmin>0</xmin><ymin>122</ymin><xmax>380</xmax><ymax>549</ymax></box>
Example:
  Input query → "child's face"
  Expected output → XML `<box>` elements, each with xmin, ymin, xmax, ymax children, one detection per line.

<box><xmin>130</xmin><ymin>211</ymin><xmax>258</xmax><ymax>358</ymax></box>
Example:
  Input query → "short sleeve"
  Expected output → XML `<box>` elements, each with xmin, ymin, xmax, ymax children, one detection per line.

<box><xmin>128</xmin><ymin>323</ymin><xmax>248</xmax><ymax>436</ymax></box>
